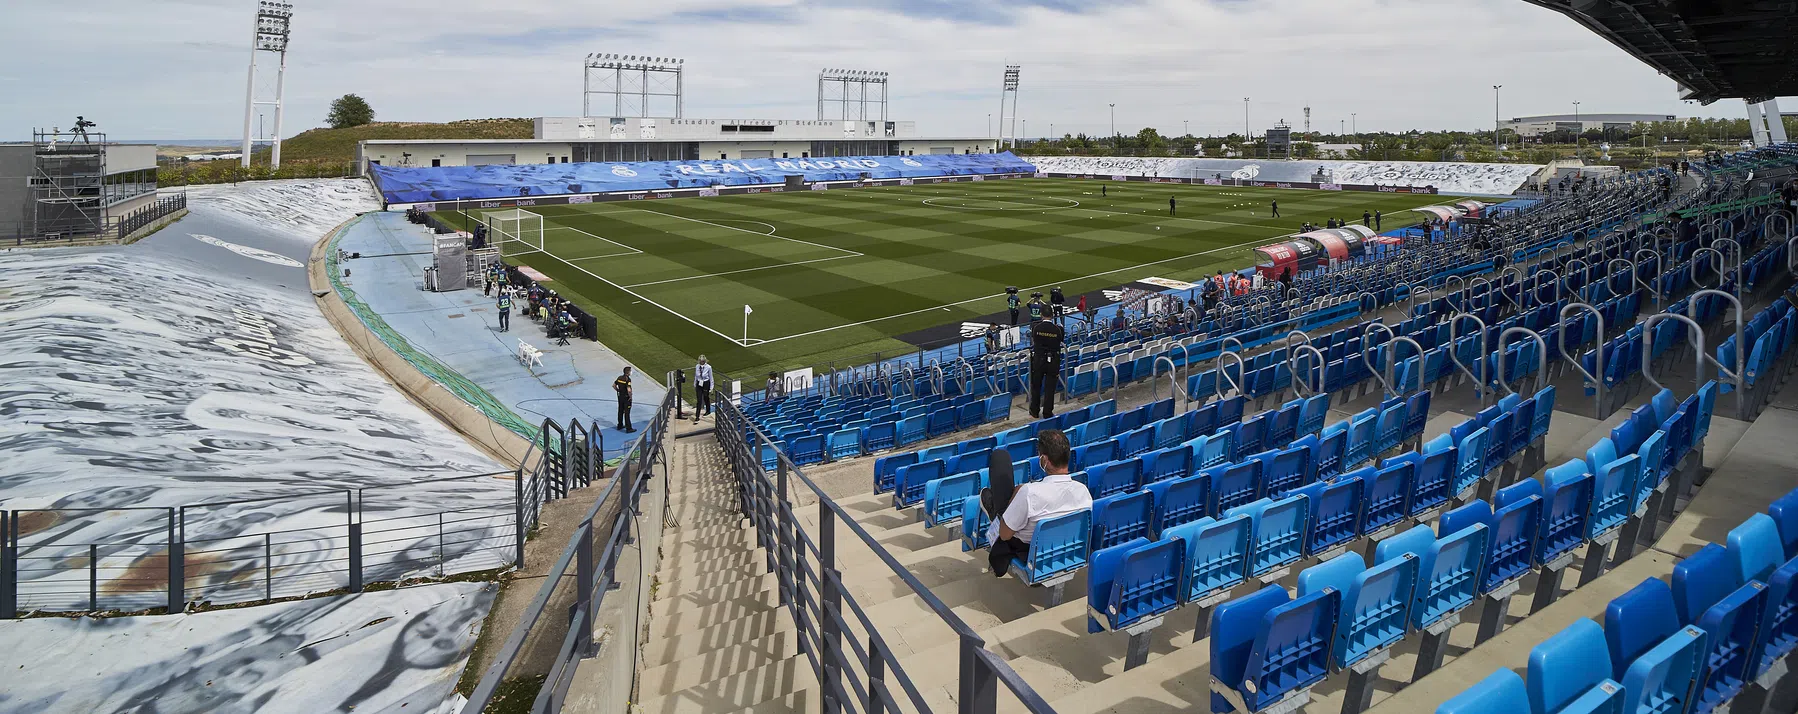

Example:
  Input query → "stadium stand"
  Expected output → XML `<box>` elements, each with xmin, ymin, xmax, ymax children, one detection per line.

<box><xmin>1024</xmin><ymin>156</ymin><xmax>1547</xmax><ymax>196</ymax></box>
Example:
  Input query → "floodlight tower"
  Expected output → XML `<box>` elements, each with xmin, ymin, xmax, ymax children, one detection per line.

<box><xmin>997</xmin><ymin>65</ymin><xmax>1021</xmax><ymax>150</ymax></box>
<box><xmin>816</xmin><ymin>69</ymin><xmax>890</xmax><ymax>122</ymax></box>
<box><xmin>240</xmin><ymin>2</ymin><xmax>293</xmax><ymax>169</ymax></box>
<box><xmin>583</xmin><ymin>54</ymin><xmax>685</xmax><ymax>117</ymax></box>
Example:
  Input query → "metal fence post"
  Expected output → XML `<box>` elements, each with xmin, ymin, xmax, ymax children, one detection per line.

<box><xmin>349</xmin><ymin>491</ymin><xmax>364</xmax><ymax>593</ymax></box>
<box><xmin>867</xmin><ymin>638</ymin><xmax>887</xmax><ymax>714</ymax></box>
<box><xmin>776</xmin><ymin>459</ymin><xmax>791</xmax><ymax>605</ymax></box>
<box><xmin>960</xmin><ymin>637</ymin><xmax>997</xmax><ymax>714</ymax></box>
<box><xmin>1</xmin><ymin>511</ymin><xmax>15</xmax><ymax>619</ymax></box>
<box><xmin>88</xmin><ymin>544</ymin><xmax>99</xmax><ymax>612</ymax></box>
<box><xmin>575</xmin><ymin>522</ymin><xmax>595</xmax><ymax>656</ymax></box>
<box><xmin>514</xmin><ymin>465</ymin><xmax>527</xmax><ymax>568</ymax></box>
<box><xmin>168</xmin><ymin>508</ymin><xmax>184</xmax><ymax>614</ymax></box>
<box><xmin>819</xmin><ymin>501</ymin><xmax>842</xmax><ymax>714</ymax></box>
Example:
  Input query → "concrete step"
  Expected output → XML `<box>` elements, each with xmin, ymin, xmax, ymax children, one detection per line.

<box><xmin>666</xmin><ymin>521</ymin><xmax>753</xmax><ymax>545</ymax></box>
<box><xmin>658</xmin><ymin>548</ymin><xmax>763</xmax><ymax>582</ymax></box>
<box><xmin>651</xmin><ymin>584</ymin><xmax>781</xmax><ymax>639</ymax></box>
<box><xmin>637</xmin><ymin>629</ymin><xmax>808</xmax><ymax>701</ymax></box>
<box><xmin>658</xmin><ymin>562</ymin><xmax>770</xmax><ymax>600</ymax></box>
<box><xmin>634</xmin><ymin>654</ymin><xmax>818</xmax><ymax>714</ymax></box>
<box><xmin>645</xmin><ymin>608</ymin><xmax>793</xmax><ymax>668</ymax></box>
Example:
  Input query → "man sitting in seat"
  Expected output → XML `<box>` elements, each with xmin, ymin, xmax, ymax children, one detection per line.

<box><xmin>989</xmin><ymin>429</ymin><xmax>1092</xmax><ymax>578</ymax></box>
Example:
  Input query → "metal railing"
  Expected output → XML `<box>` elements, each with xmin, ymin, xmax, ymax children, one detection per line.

<box><xmin>462</xmin><ymin>387</ymin><xmax>676</xmax><ymax>713</ymax></box>
<box><xmin>114</xmin><ymin>192</ymin><xmax>187</xmax><ymax>239</ymax></box>
<box><xmin>1</xmin><ymin>416</ymin><xmax>604</xmax><ymax>618</ymax></box>
<box><xmin>716</xmin><ymin>396</ymin><xmax>1056</xmax><ymax>714</ymax></box>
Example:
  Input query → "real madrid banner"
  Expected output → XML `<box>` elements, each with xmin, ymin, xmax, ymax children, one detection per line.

<box><xmin>369</xmin><ymin>152</ymin><xmax>1040</xmax><ymax>204</ymax></box>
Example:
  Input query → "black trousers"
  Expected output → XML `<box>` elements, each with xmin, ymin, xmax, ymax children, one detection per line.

<box><xmin>617</xmin><ymin>400</ymin><xmax>632</xmax><ymax>430</ymax></box>
<box><xmin>498</xmin><ymin>310</ymin><xmax>509</xmax><ymax>331</ymax></box>
<box><xmin>1009</xmin><ymin>308</ymin><xmax>1019</xmax><ymax>325</ymax></box>
<box><xmin>1028</xmin><ymin>363</ymin><xmax>1056</xmax><ymax>418</ymax></box>
<box><xmin>695</xmin><ymin>383</ymin><xmax>712</xmax><ymax>416</ymax></box>
<box><xmin>989</xmin><ymin>536</ymin><xmax>1031</xmax><ymax>577</ymax></box>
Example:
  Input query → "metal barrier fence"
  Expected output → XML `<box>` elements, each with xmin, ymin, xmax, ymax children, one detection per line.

<box><xmin>715</xmin><ymin>396</ymin><xmax>1057</xmax><ymax>714</ymax></box>
<box><xmin>0</xmin><ymin>416</ymin><xmax>607</xmax><ymax>619</ymax></box>
<box><xmin>115</xmin><ymin>192</ymin><xmax>188</xmax><ymax>238</ymax></box>
<box><xmin>463</xmin><ymin>386</ymin><xmax>676</xmax><ymax>713</ymax></box>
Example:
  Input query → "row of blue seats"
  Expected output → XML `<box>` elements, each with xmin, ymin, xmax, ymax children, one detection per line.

<box><xmin>1718</xmin><ymin>297</ymin><xmax>1795</xmax><ymax>413</ymax></box>
<box><xmin>870</xmin><ymin>398</ymin><xmax>1125</xmax><ymax>495</ymax></box>
<box><xmin>1439</xmin><ymin>486</ymin><xmax>1798</xmax><ymax>714</ymax></box>
<box><xmin>1741</xmin><ymin>238</ymin><xmax>1792</xmax><ymax>293</ymax></box>
<box><xmin>1208</xmin><ymin>383</ymin><xmax>1719</xmax><ymax>713</ymax></box>
<box><xmin>760</xmin><ymin>393</ymin><xmax>1013</xmax><ymax>468</ymax></box>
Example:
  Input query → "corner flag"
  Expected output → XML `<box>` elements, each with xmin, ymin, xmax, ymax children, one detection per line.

<box><xmin>744</xmin><ymin>304</ymin><xmax>754</xmax><ymax>315</ymax></box>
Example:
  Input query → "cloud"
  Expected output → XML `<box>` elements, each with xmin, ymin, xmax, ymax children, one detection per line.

<box><xmin>0</xmin><ymin>0</ymin><xmax>1780</xmax><ymax>141</ymax></box>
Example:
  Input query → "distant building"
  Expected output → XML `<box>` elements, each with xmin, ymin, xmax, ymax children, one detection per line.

<box><xmin>1</xmin><ymin>132</ymin><xmax>159</xmax><ymax>242</ymax></box>
<box><xmin>355</xmin><ymin>116</ymin><xmax>997</xmax><ymax>172</ymax></box>
<box><xmin>1499</xmin><ymin>113</ymin><xmax>1677</xmax><ymax>138</ymax></box>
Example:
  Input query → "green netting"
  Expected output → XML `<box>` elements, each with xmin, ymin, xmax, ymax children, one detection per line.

<box><xmin>327</xmin><ymin>214</ymin><xmax>541</xmax><ymax>442</ymax></box>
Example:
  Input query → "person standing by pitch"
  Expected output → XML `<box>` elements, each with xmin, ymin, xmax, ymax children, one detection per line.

<box><xmin>1027</xmin><ymin>311</ymin><xmax>1065</xmax><ymax>419</ymax></box>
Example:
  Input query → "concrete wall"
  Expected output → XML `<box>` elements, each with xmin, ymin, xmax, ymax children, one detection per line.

<box><xmin>0</xmin><ymin>145</ymin><xmax>31</xmax><ymax>238</ymax></box>
<box><xmin>104</xmin><ymin>144</ymin><xmax>157</xmax><ymax>173</ymax></box>
<box><xmin>897</xmin><ymin>140</ymin><xmax>999</xmax><ymax>155</ymax></box>
<box><xmin>361</xmin><ymin>142</ymin><xmax>576</xmax><ymax>168</ymax></box>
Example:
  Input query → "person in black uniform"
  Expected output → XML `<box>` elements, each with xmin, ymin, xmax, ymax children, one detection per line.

<box><xmin>1049</xmin><ymin>286</ymin><xmax>1066</xmax><ymax>326</ymax></box>
<box><xmin>1169</xmin><ymin>196</ymin><xmax>1177</xmax><ymax>216</ymax></box>
<box><xmin>1270</xmin><ymin>199</ymin><xmax>1280</xmax><ymax>218</ymax></box>
<box><xmin>1027</xmin><ymin>315</ymin><xmax>1065</xmax><ymax>418</ymax></box>
<box><xmin>614</xmin><ymin>366</ymin><xmax>634</xmax><ymax>433</ymax></box>
<box><xmin>1006</xmin><ymin>288</ymin><xmax>1021</xmax><ymax>326</ymax></box>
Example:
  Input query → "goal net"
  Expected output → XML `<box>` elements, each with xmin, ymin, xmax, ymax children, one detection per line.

<box><xmin>480</xmin><ymin>208</ymin><xmax>545</xmax><ymax>255</ymax></box>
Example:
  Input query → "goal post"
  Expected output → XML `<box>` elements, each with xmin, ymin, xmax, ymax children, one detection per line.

<box><xmin>480</xmin><ymin>208</ymin><xmax>545</xmax><ymax>255</ymax></box>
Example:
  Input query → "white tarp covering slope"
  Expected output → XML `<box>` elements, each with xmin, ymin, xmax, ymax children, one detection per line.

<box><xmin>1022</xmin><ymin>156</ymin><xmax>1544</xmax><ymax>196</ymax></box>
<box><xmin>0</xmin><ymin>582</ymin><xmax>494</xmax><ymax>714</ymax></box>
<box><xmin>180</xmin><ymin>178</ymin><xmax>381</xmax><ymax>242</ymax></box>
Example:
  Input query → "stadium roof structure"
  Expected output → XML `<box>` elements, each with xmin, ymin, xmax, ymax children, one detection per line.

<box><xmin>1521</xmin><ymin>0</ymin><xmax>1798</xmax><ymax>104</ymax></box>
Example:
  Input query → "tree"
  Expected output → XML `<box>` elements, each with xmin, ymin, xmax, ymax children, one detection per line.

<box><xmin>326</xmin><ymin>94</ymin><xmax>375</xmax><ymax>129</ymax></box>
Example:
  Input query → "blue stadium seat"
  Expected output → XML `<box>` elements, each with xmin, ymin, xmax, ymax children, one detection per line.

<box><xmin>1404</xmin><ymin>390</ymin><xmax>1432</xmax><ymax>444</ymax></box>
<box><xmin>1375</xmin><ymin>402</ymin><xmax>1407</xmax><ymax>456</ymax></box>
<box><xmin>1411</xmin><ymin>446</ymin><xmax>1455</xmax><ymax>517</ymax></box>
<box><xmin>1209</xmin><ymin>460</ymin><xmax>1264</xmax><ymax>515</ymax></box>
<box><xmin>1485</xmin><ymin>493</ymin><xmax>1544</xmax><ymax>594</ymax></box>
<box><xmin>1618</xmin><ymin>626</ymin><xmax>1705</xmax><ymax>714</ymax></box>
<box><xmin>1604</xmin><ymin>578</ymin><xmax>1683</xmax><ymax>681</ymax></box>
<box><xmin>1751</xmin><ymin>557</ymin><xmax>1798</xmax><ymax>685</ymax></box>
<box><xmin>1453</xmin><ymin>427</ymin><xmax>1490</xmax><ymax>496</ymax></box>
<box><xmin>1299</xmin><ymin>394</ymin><xmax>1331</xmax><ymax>438</ymax></box>
<box><xmin>926</xmin><ymin>407</ymin><xmax>958</xmax><ymax>438</ymax></box>
<box><xmin>1146</xmin><ymin>472</ymin><xmax>1210</xmax><ymax>537</ymax></box>
<box><xmin>1091</xmin><ymin>491</ymin><xmax>1154</xmax><ymax>551</ymax></box>
<box><xmin>1527</xmin><ymin>619</ymin><xmax>1625</xmax><ymax>714</ymax></box>
<box><xmin>1770</xmin><ymin>488</ymin><xmax>1798</xmax><ymax>560</ymax></box>
<box><xmin>1435</xmin><ymin>670</ymin><xmax>1527</xmax><ymax>714</ymax></box>
<box><xmin>1228</xmin><ymin>494</ymin><xmax>1309</xmax><ymax>578</ymax></box>
<box><xmin>1693</xmin><ymin>581</ymin><xmax>1768</xmax><ymax>713</ymax></box>
<box><xmin>945</xmin><ymin>449</ymin><xmax>990</xmax><ymax>478</ymax></box>
<box><xmin>896</xmin><ymin>414</ymin><xmax>928</xmax><ymax>447</ymax></box>
<box><xmin>893</xmin><ymin>459</ymin><xmax>945</xmax><ymax>508</ymax></box>
<box><xmin>1726</xmin><ymin>513</ymin><xmax>1785</xmax><ymax>586</ymax></box>
<box><xmin>1008</xmin><ymin>510</ymin><xmax>1090</xmax><ymax>585</ymax></box>
<box><xmin>1346</xmin><ymin>410</ymin><xmax>1379</xmax><ymax>469</ymax></box>
<box><xmin>1164</xmin><ymin>514</ymin><xmax>1252</xmax><ymax>605</ymax></box>
<box><xmin>1083</xmin><ymin>458</ymin><xmax>1143</xmax><ymax>500</ymax></box>
<box><xmin>1154</xmin><ymin>411</ymin><xmax>1195</xmax><ymax>451</ymax></box>
<box><xmin>1119</xmin><ymin>424</ymin><xmax>1156</xmax><ymax>459</ymax></box>
<box><xmin>1314</xmin><ymin>429</ymin><xmax>1349</xmax><ymax>482</ymax></box>
<box><xmin>1336</xmin><ymin>553</ymin><xmax>1419</xmax><ymax>668</ymax></box>
<box><xmin>1073</xmin><ymin>440</ymin><xmax>1120</xmax><ymax>473</ymax></box>
<box><xmin>1002</xmin><ymin>438</ymin><xmax>1037</xmax><ymax>464</ymax></box>
<box><xmin>1210</xmin><ymin>585</ymin><xmax>1340</xmax><ymax>713</ymax></box>
<box><xmin>864</xmin><ymin>421</ymin><xmax>897</xmax><ymax>453</ymax></box>
<box><xmin>1294</xmin><ymin>477</ymin><xmax>1364</xmax><ymax>558</ymax></box>
<box><xmin>983</xmin><ymin>393</ymin><xmax>1011</xmax><ymax>423</ymax></box>
<box><xmin>873</xmin><ymin>451</ymin><xmax>917</xmax><ymax>493</ymax></box>
<box><xmin>1674</xmin><ymin>544</ymin><xmax>1739</xmax><ymax>626</ymax></box>
<box><xmin>1268</xmin><ymin>400</ymin><xmax>1302</xmax><ymax>450</ymax></box>
<box><xmin>1087</xmin><ymin>537</ymin><xmax>1184</xmax><ymax>633</ymax></box>
<box><xmin>923</xmin><ymin>471</ymin><xmax>980</xmax><ymax>529</ymax></box>
<box><xmin>958</xmin><ymin>496</ymin><xmax>990</xmax><ymax>552</ymax></box>
<box><xmin>1236</xmin><ymin>412</ymin><xmax>1270</xmax><ymax>462</ymax></box>
<box><xmin>1142</xmin><ymin>445</ymin><xmax>1194</xmax><ymax>485</ymax></box>
<box><xmin>1195</xmin><ymin>430</ymin><xmax>1235</xmax><ymax>471</ymax></box>
<box><xmin>1588</xmin><ymin>455</ymin><xmax>1641</xmax><ymax>541</ymax></box>
<box><xmin>1540</xmin><ymin>461</ymin><xmax>1596</xmax><ymax>566</ymax></box>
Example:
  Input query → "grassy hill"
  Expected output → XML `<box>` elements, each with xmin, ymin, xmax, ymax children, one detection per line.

<box><xmin>276</xmin><ymin>119</ymin><xmax>536</xmax><ymax>162</ymax></box>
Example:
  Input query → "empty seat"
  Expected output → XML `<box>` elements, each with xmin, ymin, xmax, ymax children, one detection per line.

<box><xmin>1540</xmin><ymin>461</ymin><xmax>1596</xmax><ymax>566</ymax></box>
<box><xmin>1295</xmin><ymin>477</ymin><xmax>1364</xmax><ymax>558</ymax></box>
<box><xmin>1436</xmin><ymin>669</ymin><xmax>1527</xmax><ymax>714</ymax></box>
<box><xmin>1091</xmin><ymin>491</ymin><xmax>1154</xmax><ymax>551</ymax></box>
<box><xmin>1228</xmin><ymin>494</ymin><xmax>1309</xmax><ymax>578</ymax></box>
<box><xmin>1619</xmin><ymin>625</ymin><xmax>1706</xmax><ymax>714</ymax></box>
<box><xmin>1210</xmin><ymin>585</ymin><xmax>1340</xmax><ymax>713</ymax></box>
<box><xmin>1083</xmin><ymin>458</ymin><xmax>1144</xmax><ymax>500</ymax></box>
<box><xmin>1360</xmin><ymin>460</ymin><xmax>1415</xmax><ymax>536</ymax></box>
<box><xmin>1336</xmin><ymin>553</ymin><xmax>1420</xmax><ymax>668</ymax></box>
<box><xmin>1604</xmin><ymin>578</ymin><xmax>1683</xmax><ymax>681</ymax></box>
<box><xmin>1164</xmin><ymin>514</ymin><xmax>1252</xmax><ymax>605</ymax></box>
<box><xmin>1087</xmin><ymin>537</ymin><xmax>1184</xmax><ymax>633</ymax></box>
<box><xmin>1527</xmin><ymin>619</ymin><xmax>1625</xmax><ymax>714</ymax></box>
<box><xmin>1146</xmin><ymin>472</ymin><xmax>1210</xmax><ymax>536</ymax></box>
<box><xmin>873</xmin><ymin>451</ymin><xmax>918</xmax><ymax>493</ymax></box>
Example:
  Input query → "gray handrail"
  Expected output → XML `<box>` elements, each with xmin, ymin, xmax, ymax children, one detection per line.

<box><xmin>1690</xmin><ymin>247</ymin><xmax>1725</xmax><ymax>290</ymax></box>
<box><xmin>1360</xmin><ymin>322</ymin><xmax>1401</xmax><ymax>399</ymax></box>
<box><xmin>1710</xmin><ymin>237</ymin><xmax>1743</xmax><ymax>300</ymax></box>
<box><xmin>1098</xmin><ymin>356</ymin><xmax>1122</xmax><ymax>404</ymax></box>
<box><xmin>1154</xmin><ymin>355</ymin><xmax>1187</xmax><ymax>412</ymax></box>
<box><xmin>1497</xmin><ymin>326</ymin><xmax>1550</xmax><ymax>396</ymax></box>
<box><xmin>1606</xmin><ymin>257</ymin><xmax>1635</xmax><ymax>300</ymax></box>
<box><xmin>1218</xmin><ymin>350</ymin><xmax>1246</xmax><ymax>399</ymax></box>
<box><xmin>1288</xmin><ymin>343</ymin><xmax>1327</xmax><ymax>399</ymax></box>
<box><xmin>1632</xmin><ymin>250</ymin><xmax>1664</xmax><ymax>306</ymax></box>
<box><xmin>1444</xmin><ymin>275</ymin><xmax>1468</xmax><ymax>313</ymax></box>
<box><xmin>1559</xmin><ymin>302</ymin><xmax>1607</xmax><ymax>418</ymax></box>
<box><xmin>1449</xmin><ymin>312</ymin><xmax>1491</xmax><ymax>406</ymax></box>
<box><xmin>1689</xmin><ymin>289</ymin><xmax>1746</xmax><ymax>420</ymax></box>
<box><xmin>1642</xmin><ymin>312</ymin><xmax>1707</xmax><ymax>396</ymax></box>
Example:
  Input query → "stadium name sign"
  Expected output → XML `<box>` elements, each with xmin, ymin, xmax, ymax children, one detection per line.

<box><xmin>1064</xmin><ymin>174</ymin><xmax>1437</xmax><ymax>195</ymax></box>
<box><xmin>673</xmin><ymin>158</ymin><xmax>886</xmax><ymax>175</ymax></box>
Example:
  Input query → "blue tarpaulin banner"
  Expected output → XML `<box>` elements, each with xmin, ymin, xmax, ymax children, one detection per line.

<box><xmin>369</xmin><ymin>152</ymin><xmax>1039</xmax><ymax>204</ymax></box>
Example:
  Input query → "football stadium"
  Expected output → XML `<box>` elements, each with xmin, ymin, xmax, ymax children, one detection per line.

<box><xmin>5</xmin><ymin>2</ymin><xmax>1798</xmax><ymax>714</ymax></box>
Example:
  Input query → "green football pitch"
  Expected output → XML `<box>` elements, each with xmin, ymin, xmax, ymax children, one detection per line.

<box><xmin>436</xmin><ymin>179</ymin><xmax>1447</xmax><ymax>381</ymax></box>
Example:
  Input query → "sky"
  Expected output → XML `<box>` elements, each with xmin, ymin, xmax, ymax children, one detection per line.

<box><xmin>1</xmin><ymin>0</ymin><xmax>1791</xmax><ymax>142</ymax></box>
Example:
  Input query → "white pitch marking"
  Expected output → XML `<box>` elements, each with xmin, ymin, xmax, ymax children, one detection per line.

<box><xmin>623</xmin><ymin>207</ymin><xmax>863</xmax><ymax>257</ymax></box>
<box><xmin>620</xmin><ymin>254</ymin><xmax>860</xmax><ymax>288</ymax></box>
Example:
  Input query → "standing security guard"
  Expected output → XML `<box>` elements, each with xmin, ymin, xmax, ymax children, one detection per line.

<box><xmin>1006</xmin><ymin>287</ymin><xmax>1021</xmax><ymax>326</ymax></box>
<box><xmin>614</xmin><ymin>366</ymin><xmax>635</xmax><ymax>433</ymax></box>
<box><xmin>1027</xmin><ymin>314</ymin><xmax>1065</xmax><ymax>419</ymax></box>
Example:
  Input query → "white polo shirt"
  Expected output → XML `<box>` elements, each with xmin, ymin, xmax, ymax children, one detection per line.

<box><xmin>995</xmin><ymin>472</ymin><xmax>1093</xmax><ymax>544</ymax></box>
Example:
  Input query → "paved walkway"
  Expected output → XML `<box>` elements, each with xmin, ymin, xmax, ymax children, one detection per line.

<box><xmin>331</xmin><ymin>211</ymin><xmax>667</xmax><ymax>456</ymax></box>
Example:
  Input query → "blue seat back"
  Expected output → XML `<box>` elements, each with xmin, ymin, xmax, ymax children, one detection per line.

<box><xmin>894</xmin><ymin>459</ymin><xmax>946</xmax><ymax>507</ymax></box>
<box><xmin>1091</xmin><ymin>491</ymin><xmax>1154</xmax><ymax>551</ymax></box>
<box><xmin>1083</xmin><ymin>458</ymin><xmax>1143</xmax><ymax>500</ymax></box>
<box><xmin>1297</xmin><ymin>478</ymin><xmax>1364</xmax><ymax>557</ymax></box>
<box><xmin>873</xmin><ymin>451</ymin><xmax>919</xmax><ymax>493</ymax></box>
<box><xmin>1020</xmin><ymin>510</ymin><xmax>1090</xmax><ymax>583</ymax></box>
<box><xmin>1362</xmin><ymin>460</ymin><xmax>1414</xmax><ymax>534</ymax></box>
<box><xmin>1337</xmin><ymin>553</ymin><xmax>1419</xmax><ymax>667</ymax></box>
<box><xmin>1484</xmin><ymin>494</ymin><xmax>1544</xmax><ymax>593</ymax></box>
<box><xmin>1147</xmin><ymin>472</ymin><xmax>1210</xmax><ymax>536</ymax></box>
<box><xmin>1531</xmin><ymin>386</ymin><xmax>1556</xmax><ymax>442</ymax></box>
<box><xmin>1262</xmin><ymin>445</ymin><xmax>1314</xmax><ymax>498</ymax></box>
<box><xmin>1674</xmin><ymin>544</ymin><xmax>1741</xmax><ymax>626</ymax></box>
<box><xmin>1542</xmin><ymin>462</ymin><xmax>1596</xmax><ymax>564</ymax></box>
<box><xmin>1144</xmin><ymin>445</ymin><xmax>1194</xmax><ymax>484</ymax></box>
<box><xmin>959</xmin><ymin>496</ymin><xmax>990</xmax><ymax>552</ymax></box>
<box><xmin>1375</xmin><ymin>403</ymin><xmax>1407</xmax><ymax>455</ymax></box>
<box><xmin>1166</xmin><ymin>514</ymin><xmax>1252</xmax><ymax>603</ymax></box>
<box><xmin>1455</xmin><ymin>427</ymin><xmax>1490</xmax><ymax>494</ymax></box>
<box><xmin>1416</xmin><ymin>525</ymin><xmax>1488</xmax><ymax>628</ymax></box>
<box><xmin>1346</xmin><ymin>411</ymin><xmax>1379</xmax><ymax>468</ymax></box>
<box><xmin>1727</xmin><ymin>513</ymin><xmax>1785</xmax><ymax>585</ymax></box>
<box><xmin>1414</xmin><ymin>448</ymin><xmax>1455</xmax><ymax>516</ymax></box>
<box><xmin>1197</xmin><ymin>431</ymin><xmax>1234</xmax><ymax>471</ymax></box>
<box><xmin>1605</xmin><ymin>577</ymin><xmax>1683</xmax><ymax>681</ymax></box>
<box><xmin>1771</xmin><ymin>488</ymin><xmax>1798</xmax><ymax>560</ymax></box>
<box><xmin>1619</xmin><ymin>626</ymin><xmax>1706</xmax><ymax>714</ymax></box>
<box><xmin>1314</xmin><ymin>429</ymin><xmax>1348</xmax><ymax>481</ymax></box>
<box><xmin>1436</xmin><ymin>670</ymin><xmax>1528</xmax><ymax>714</ymax></box>
<box><xmin>1297</xmin><ymin>551</ymin><xmax>1364</xmax><ymax>598</ymax></box>
<box><xmin>923</xmin><ymin>471</ymin><xmax>980</xmax><ymax>528</ymax></box>
<box><xmin>1528</xmin><ymin>619</ymin><xmax>1624</xmax><ymax>714</ymax></box>
<box><xmin>1209</xmin><ymin>460</ymin><xmax>1263</xmax><ymax>514</ymax></box>
<box><xmin>1754</xmin><ymin>558</ymin><xmax>1798</xmax><ymax>680</ymax></box>
<box><xmin>1087</xmin><ymin>537</ymin><xmax>1184</xmax><ymax>633</ymax></box>
<box><xmin>1589</xmin><ymin>455</ymin><xmax>1640</xmax><ymax>538</ymax></box>
<box><xmin>1073</xmin><ymin>440</ymin><xmax>1119</xmax><ymax>472</ymax></box>
<box><xmin>1211</xmin><ymin>586</ymin><xmax>1340</xmax><ymax>713</ymax></box>
<box><xmin>1694</xmin><ymin>581</ymin><xmax>1769</xmax><ymax>712</ymax></box>
<box><xmin>1231</xmin><ymin>494</ymin><xmax>1309</xmax><ymax>576</ymax></box>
